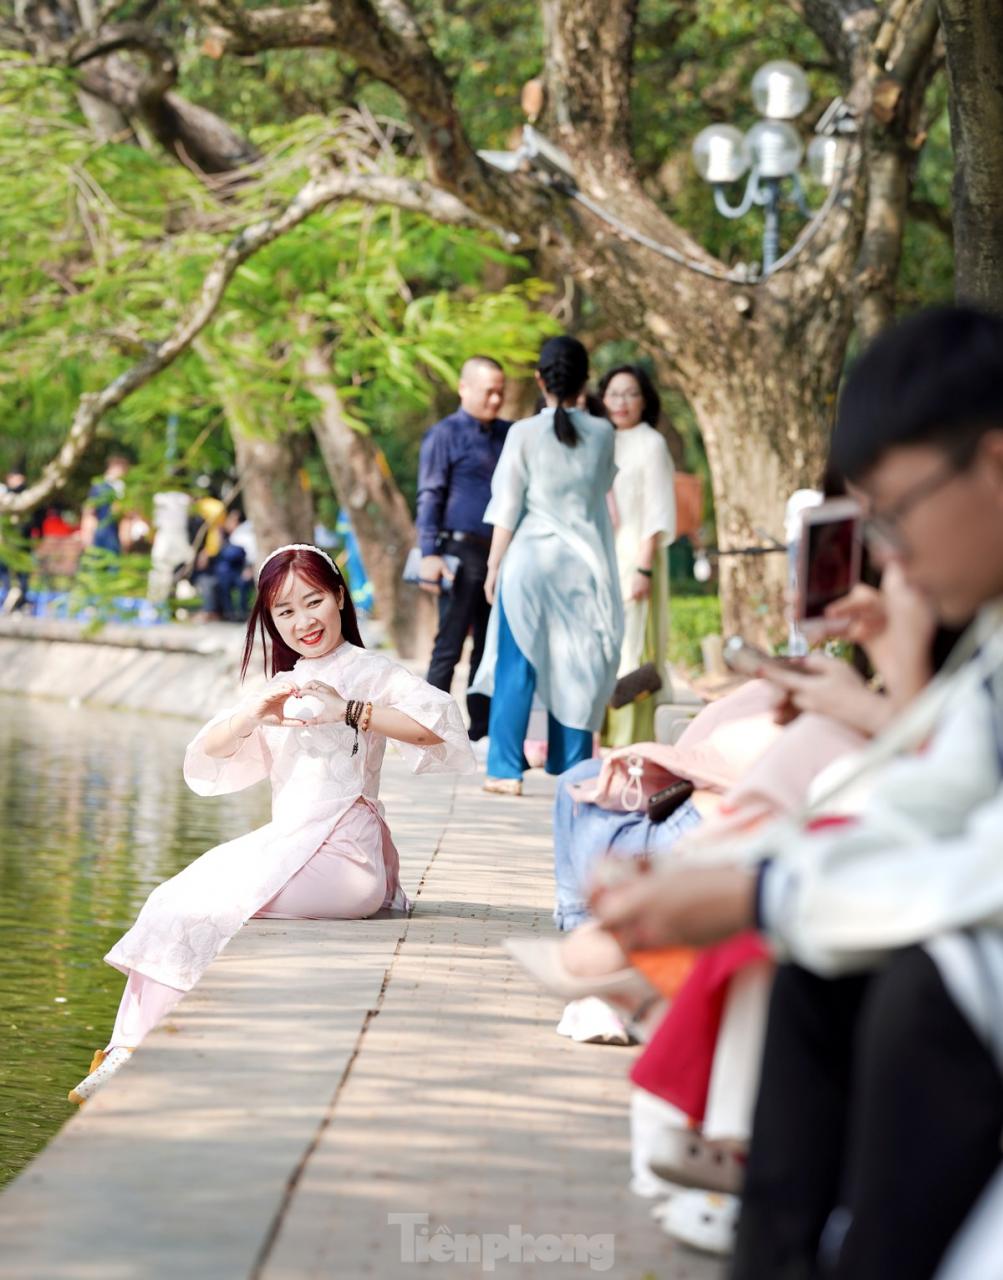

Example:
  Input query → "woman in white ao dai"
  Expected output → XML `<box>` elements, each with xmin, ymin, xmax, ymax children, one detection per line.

<box><xmin>599</xmin><ymin>365</ymin><xmax>676</xmax><ymax>747</ymax></box>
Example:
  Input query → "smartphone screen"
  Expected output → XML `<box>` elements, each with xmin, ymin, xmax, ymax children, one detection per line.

<box><xmin>801</xmin><ymin>512</ymin><xmax>861</xmax><ymax>618</ymax></box>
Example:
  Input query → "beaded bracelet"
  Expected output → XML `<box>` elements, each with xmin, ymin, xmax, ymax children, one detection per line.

<box><xmin>343</xmin><ymin>699</ymin><xmax>374</xmax><ymax>756</ymax></box>
<box><xmin>344</xmin><ymin>699</ymin><xmax>362</xmax><ymax>755</ymax></box>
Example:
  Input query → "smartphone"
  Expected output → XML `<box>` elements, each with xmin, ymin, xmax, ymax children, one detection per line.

<box><xmin>402</xmin><ymin>549</ymin><xmax>461</xmax><ymax>591</ymax></box>
<box><xmin>724</xmin><ymin>636</ymin><xmax>805</xmax><ymax>677</ymax></box>
<box><xmin>795</xmin><ymin>497</ymin><xmax>862</xmax><ymax>626</ymax></box>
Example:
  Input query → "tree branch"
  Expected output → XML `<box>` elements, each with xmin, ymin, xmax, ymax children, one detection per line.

<box><xmin>801</xmin><ymin>0</ymin><xmax>880</xmax><ymax>80</ymax></box>
<box><xmin>852</xmin><ymin>0</ymin><xmax>941</xmax><ymax>338</ymax></box>
<box><xmin>193</xmin><ymin>0</ymin><xmax>493</xmax><ymax>205</ymax></box>
<box><xmin>6</xmin><ymin>9</ymin><xmax>262</xmax><ymax>174</ymax></box>
<box><xmin>190</xmin><ymin>1</ymin><xmax>721</xmax><ymax>272</ymax></box>
<box><xmin>0</xmin><ymin>169</ymin><xmax>487</xmax><ymax>517</ymax></box>
<box><xmin>885</xmin><ymin>0</ymin><xmax>940</xmax><ymax>83</ymax></box>
<box><xmin>68</xmin><ymin>21</ymin><xmax>176</xmax><ymax>101</ymax></box>
<box><xmin>193</xmin><ymin>2</ymin><xmax>341</xmax><ymax>51</ymax></box>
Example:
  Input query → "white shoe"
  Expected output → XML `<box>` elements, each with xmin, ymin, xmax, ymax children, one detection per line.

<box><xmin>555</xmin><ymin>997</ymin><xmax>634</xmax><ymax>1045</ymax></box>
<box><xmin>68</xmin><ymin>1046</ymin><xmax>133</xmax><ymax>1104</ymax></box>
<box><xmin>471</xmin><ymin>737</ymin><xmax>490</xmax><ymax>768</ymax></box>
<box><xmin>656</xmin><ymin>1190</ymin><xmax>740</xmax><ymax>1256</ymax></box>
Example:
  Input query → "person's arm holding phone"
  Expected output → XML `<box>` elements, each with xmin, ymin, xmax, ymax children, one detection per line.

<box><xmin>757</xmin><ymin>653</ymin><xmax>895</xmax><ymax>737</ymax></box>
<box><xmin>761</xmin><ymin>561</ymin><xmax>938</xmax><ymax>734</ymax></box>
<box><xmin>822</xmin><ymin>563</ymin><xmax>937</xmax><ymax>711</ymax></box>
<box><xmin>725</xmin><ymin>637</ymin><xmax>889</xmax><ymax>735</ymax></box>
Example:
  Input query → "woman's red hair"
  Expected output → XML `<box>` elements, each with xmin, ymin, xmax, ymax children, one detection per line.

<box><xmin>240</xmin><ymin>548</ymin><xmax>364</xmax><ymax>680</ymax></box>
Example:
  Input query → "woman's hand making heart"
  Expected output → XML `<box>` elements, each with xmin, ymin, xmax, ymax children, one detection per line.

<box><xmin>281</xmin><ymin>679</ymin><xmax>349</xmax><ymax>726</ymax></box>
<box><xmin>235</xmin><ymin>681</ymin><xmax>298</xmax><ymax>730</ymax></box>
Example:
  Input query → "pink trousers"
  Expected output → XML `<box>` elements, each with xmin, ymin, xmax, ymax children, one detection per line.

<box><xmin>109</xmin><ymin>801</ymin><xmax>390</xmax><ymax>1048</ymax></box>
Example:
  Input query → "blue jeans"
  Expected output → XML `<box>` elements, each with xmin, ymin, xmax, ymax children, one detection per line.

<box><xmin>486</xmin><ymin>597</ymin><xmax>593</xmax><ymax>780</ymax></box>
<box><xmin>552</xmin><ymin>758</ymin><xmax>703</xmax><ymax>931</ymax></box>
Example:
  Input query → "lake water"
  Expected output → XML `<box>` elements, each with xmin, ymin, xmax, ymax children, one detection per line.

<box><xmin>0</xmin><ymin>695</ymin><xmax>270</xmax><ymax>1187</ymax></box>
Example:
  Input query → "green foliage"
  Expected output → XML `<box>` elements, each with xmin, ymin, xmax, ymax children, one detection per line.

<box><xmin>668</xmin><ymin>593</ymin><xmax>722</xmax><ymax>670</ymax></box>
<box><xmin>0</xmin><ymin>0</ymin><xmax>956</xmax><ymax>544</ymax></box>
<box><xmin>66</xmin><ymin>551</ymin><xmax>158</xmax><ymax>627</ymax></box>
<box><xmin>0</xmin><ymin>56</ymin><xmax>558</xmax><ymax>529</ymax></box>
<box><xmin>0</xmin><ymin>53</ymin><xmax>222</xmax><ymax>498</ymax></box>
<box><xmin>896</xmin><ymin>81</ymin><xmax>955</xmax><ymax>311</ymax></box>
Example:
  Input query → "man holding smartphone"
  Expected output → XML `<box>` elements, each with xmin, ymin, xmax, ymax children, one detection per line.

<box><xmin>416</xmin><ymin>356</ymin><xmax>510</xmax><ymax>747</ymax></box>
<box><xmin>593</xmin><ymin>306</ymin><xmax>1003</xmax><ymax>1280</ymax></box>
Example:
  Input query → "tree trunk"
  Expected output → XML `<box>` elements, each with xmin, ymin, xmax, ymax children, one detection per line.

<box><xmin>940</xmin><ymin>0</ymin><xmax>1003</xmax><ymax>306</ymax></box>
<box><xmin>686</xmin><ymin>368</ymin><xmax>832</xmax><ymax>646</ymax></box>
<box><xmin>197</xmin><ymin>341</ymin><xmax>315</xmax><ymax>556</ymax></box>
<box><xmin>300</xmin><ymin>337</ymin><xmax>435</xmax><ymax>659</ymax></box>
<box><xmin>231</xmin><ymin>428</ymin><xmax>315</xmax><ymax>559</ymax></box>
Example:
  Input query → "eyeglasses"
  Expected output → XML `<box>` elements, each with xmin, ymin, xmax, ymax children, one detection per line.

<box><xmin>860</xmin><ymin>454</ymin><xmax>968</xmax><ymax>551</ymax></box>
<box><xmin>605</xmin><ymin>390</ymin><xmax>643</xmax><ymax>403</ymax></box>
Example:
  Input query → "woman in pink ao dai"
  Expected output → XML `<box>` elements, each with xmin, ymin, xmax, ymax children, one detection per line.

<box><xmin>69</xmin><ymin>544</ymin><xmax>474</xmax><ymax>1103</ymax></box>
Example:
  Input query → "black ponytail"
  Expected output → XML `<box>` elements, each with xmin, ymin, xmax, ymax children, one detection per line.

<box><xmin>537</xmin><ymin>335</ymin><xmax>589</xmax><ymax>448</ymax></box>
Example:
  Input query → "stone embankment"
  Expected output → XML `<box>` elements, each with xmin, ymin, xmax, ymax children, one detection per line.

<box><xmin>0</xmin><ymin>616</ymin><xmax>256</xmax><ymax>718</ymax></box>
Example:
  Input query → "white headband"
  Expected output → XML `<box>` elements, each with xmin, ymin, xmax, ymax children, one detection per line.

<box><xmin>256</xmin><ymin>543</ymin><xmax>342</xmax><ymax>585</ymax></box>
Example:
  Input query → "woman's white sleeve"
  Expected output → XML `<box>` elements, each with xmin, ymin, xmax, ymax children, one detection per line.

<box><xmin>482</xmin><ymin>429</ymin><xmax>527</xmax><ymax>531</ymax></box>
<box><xmin>183</xmin><ymin>707</ymin><xmax>273</xmax><ymax>796</ymax></box>
<box><xmin>643</xmin><ymin>433</ymin><xmax>677</xmax><ymax>546</ymax></box>
<box><xmin>368</xmin><ymin>655</ymin><xmax>476</xmax><ymax>775</ymax></box>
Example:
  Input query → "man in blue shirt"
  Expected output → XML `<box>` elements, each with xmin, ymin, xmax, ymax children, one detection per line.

<box><xmin>416</xmin><ymin>356</ymin><xmax>509</xmax><ymax>743</ymax></box>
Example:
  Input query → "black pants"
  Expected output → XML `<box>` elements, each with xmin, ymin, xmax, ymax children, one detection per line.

<box><xmin>732</xmin><ymin>948</ymin><xmax>1003</xmax><ymax>1280</ymax></box>
<box><xmin>426</xmin><ymin>538</ymin><xmax>491</xmax><ymax>740</ymax></box>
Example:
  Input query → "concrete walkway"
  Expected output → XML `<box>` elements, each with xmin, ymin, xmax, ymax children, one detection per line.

<box><xmin>0</xmin><ymin>760</ymin><xmax>724</xmax><ymax>1280</ymax></box>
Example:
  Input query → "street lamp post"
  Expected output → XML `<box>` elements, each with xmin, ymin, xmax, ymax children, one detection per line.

<box><xmin>691</xmin><ymin>61</ymin><xmax>848</xmax><ymax>274</ymax></box>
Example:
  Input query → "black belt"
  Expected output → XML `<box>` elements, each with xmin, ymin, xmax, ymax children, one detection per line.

<box><xmin>440</xmin><ymin>530</ymin><xmax>491</xmax><ymax>552</ymax></box>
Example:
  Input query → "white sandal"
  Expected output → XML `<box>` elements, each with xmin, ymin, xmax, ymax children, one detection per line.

<box><xmin>483</xmin><ymin>776</ymin><xmax>523</xmax><ymax>796</ymax></box>
<box><xmin>68</xmin><ymin>1047</ymin><xmax>133</xmax><ymax>1104</ymax></box>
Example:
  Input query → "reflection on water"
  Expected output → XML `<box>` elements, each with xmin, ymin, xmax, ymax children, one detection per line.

<box><xmin>0</xmin><ymin>695</ymin><xmax>270</xmax><ymax>1187</ymax></box>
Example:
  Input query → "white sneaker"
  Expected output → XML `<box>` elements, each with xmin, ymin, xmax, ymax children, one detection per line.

<box><xmin>68</xmin><ymin>1046</ymin><xmax>133</xmax><ymax>1104</ymax></box>
<box><xmin>656</xmin><ymin>1189</ymin><xmax>741</xmax><ymax>1256</ymax></box>
<box><xmin>555</xmin><ymin>997</ymin><xmax>634</xmax><ymax>1045</ymax></box>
